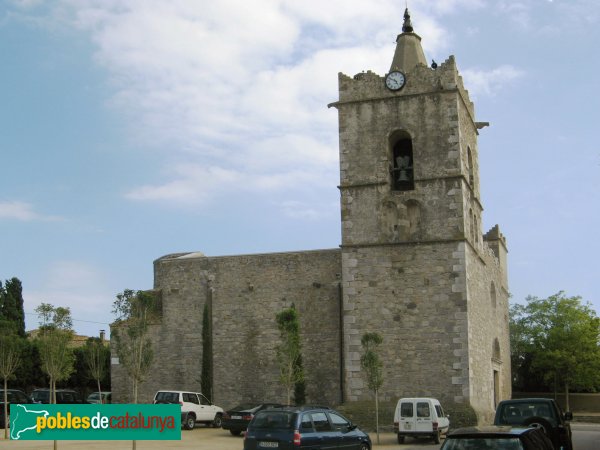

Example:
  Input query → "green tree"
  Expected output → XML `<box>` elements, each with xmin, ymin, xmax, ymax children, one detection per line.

<box><xmin>0</xmin><ymin>323</ymin><xmax>24</xmax><ymax>439</ymax></box>
<box><xmin>112</xmin><ymin>290</ymin><xmax>159</xmax><ymax>450</ymax></box>
<box><xmin>0</xmin><ymin>277</ymin><xmax>26</xmax><ymax>337</ymax></box>
<box><xmin>112</xmin><ymin>289</ymin><xmax>159</xmax><ymax>403</ymax></box>
<box><xmin>83</xmin><ymin>337</ymin><xmax>111</xmax><ymax>402</ymax></box>
<box><xmin>360</xmin><ymin>332</ymin><xmax>384</xmax><ymax>444</ymax></box>
<box><xmin>275</xmin><ymin>304</ymin><xmax>305</xmax><ymax>405</ymax></box>
<box><xmin>510</xmin><ymin>292</ymin><xmax>600</xmax><ymax>410</ymax></box>
<box><xmin>35</xmin><ymin>303</ymin><xmax>76</xmax><ymax>404</ymax></box>
<box><xmin>14</xmin><ymin>340</ymin><xmax>44</xmax><ymax>391</ymax></box>
<box><xmin>201</xmin><ymin>302</ymin><xmax>213</xmax><ymax>402</ymax></box>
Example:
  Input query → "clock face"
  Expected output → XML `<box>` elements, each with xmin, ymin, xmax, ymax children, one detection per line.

<box><xmin>385</xmin><ymin>71</ymin><xmax>406</xmax><ymax>91</ymax></box>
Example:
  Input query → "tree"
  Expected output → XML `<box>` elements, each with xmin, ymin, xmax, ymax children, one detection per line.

<box><xmin>201</xmin><ymin>302</ymin><xmax>213</xmax><ymax>402</ymax></box>
<box><xmin>112</xmin><ymin>289</ymin><xmax>159</xmax><ymax>404</ymax></box>
<box><xmin>83</xmin><ymin>337</ymin><xmax>111</xmax><ymax>403</ymax></box>
<box><xmin>0</xmin><ymin>277</ymin><xmax>26</xmax><ymax>337</ymax></box>
<box><xmin>0</xmin><ymin>323</ymin><xmax>23</xmax><ymax>439</ymax></box>
<box><xmin>35</xmin><ymin>303</ymin><xmax>76</xmax><ymax>404</ymax></box>
<box><xmin>360</xmin><ymin>332</ymin><xmax>384</xmax><ymax>444</ymax></box>
<box><xmin>275</xmin><ymin>305</ymin><xmax>305</xmax><ymax>405</ymax></box>
<box><xmin>510</xmin><ymin>292</ymin><xmax>600</xmax><ymax>410</ymax></box>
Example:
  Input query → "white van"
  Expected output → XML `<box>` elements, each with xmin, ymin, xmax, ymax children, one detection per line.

<box><xmin>393</xmin><ymin>397</ymin><xmax>450</xmax><ymax>444</ymax></box>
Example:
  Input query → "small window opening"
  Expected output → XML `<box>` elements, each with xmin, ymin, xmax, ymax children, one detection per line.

<box><xmin>392</xmin><ymin>139</ymin><xmax>414</xmax><ymax>191</ymax></box>
<box><xmin>467</xmin><ymin>147</ymin><xmax>474</xmax><ymax>186</ymax></box>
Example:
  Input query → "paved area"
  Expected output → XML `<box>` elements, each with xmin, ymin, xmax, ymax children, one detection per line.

<box><xmin>0</xmin><ymin>428</ymin><xmax>440</xmax><ymax>450</ymax></box>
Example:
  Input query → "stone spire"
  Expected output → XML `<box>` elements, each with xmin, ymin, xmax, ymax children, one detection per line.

<box><xmin>389</xmin><ymin>8</ymin><xmax>427</xmax><ymax>73</ymax></box>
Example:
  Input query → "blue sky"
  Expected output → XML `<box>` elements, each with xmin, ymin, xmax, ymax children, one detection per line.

<box><xmin>1</xmin><ymin>0</ymin><xmax>599</xmax><ymax>337</ymax></box>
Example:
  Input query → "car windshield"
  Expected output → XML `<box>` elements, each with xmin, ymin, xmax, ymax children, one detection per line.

<box><xmin>251</xmin><ymin>412</ymin><xmax>294</xmax><ymax>430</ymax></box>
<box><xmin>497</xmin><ymin>402</ymin><xmax>556</xmax><ymax>426</ymax></box>
<box><xmin>32</xmin><ymin>391</ymin><xmax>49</xmax><ymax>402</ymax></box>
<box><xmin>88</xmin><ymin>393</ymin><xmax>101</xmax><ymax>400</ymax></box>
<box><xmin>443</xmin><ymin>437</ymin><xmax>523</xmax><ymax>450</ymax></box>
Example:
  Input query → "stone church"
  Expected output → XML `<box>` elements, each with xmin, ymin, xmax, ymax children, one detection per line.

<box><xmin>111</xmin><ymin>10</ymin><xmax>511</xmax><ymax>423</ymax></box>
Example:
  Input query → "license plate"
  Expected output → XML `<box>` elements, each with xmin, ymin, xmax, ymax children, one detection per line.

<box><xmin>232</xmin><ymin>415</ymin><xmax>242</xmax><ymax>419</ymax></box>
<box><xmin>259</xmin><ymin>442</ymin><xmax>278</xmax><ymax>448</ymax></box>
<box><xmin>404</xmin><ymin>423</ymin><xmax>412</xmax><ymax>430</ymax></box>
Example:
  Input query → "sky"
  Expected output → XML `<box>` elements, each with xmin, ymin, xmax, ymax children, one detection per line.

<box><xmin>1</xmin><ymin>0</ymin><xmax>599</xmax><ymax>338</ymax></box>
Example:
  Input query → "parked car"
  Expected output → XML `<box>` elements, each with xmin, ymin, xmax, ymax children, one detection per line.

<box><xmin>223</xmin><ymin>402</ymin><xmax>284</xmax><ymax>436</ymax></box>
<box><xmin>393</xmin><ymin>397</ymin><xmax>450</xmax><ymax>444</ymax></box>
<box><xmin>243</xmin><ymin>405</ymin><xmax>371</xmax><ymax>450</ymax></box>
<box><xmin>0</xmin><ymin>389</ymin><xmax>35</xmax><ymax>428</ymax></box>
<box><xmin>31</xmin><ymin>389</ymin><xmax>85</xmax><ymax>404</ymax></box>
<box><xmin>153</xmin><ymin>390</ymin><xmax>224</xmax><ymax>430</ymax></box>
<box><xmin>441</xmin><ymin>426</ymin><xmax>554</xmax><ymax>450</ymax></box>
<box><xmin>493</xmin><ymin>398</ymin><xmax>573</xmax><ymax>450</ymax></box>
<box><xmin>86</xmin><ymin>391</ymin><xmax>112</xmax><ymax>404</ymax></box>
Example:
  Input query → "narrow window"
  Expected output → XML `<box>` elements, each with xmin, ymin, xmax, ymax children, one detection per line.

<box><xmin>467</xmin><ymin>147</ymin><xmax>474</xmax><ymax>186</ymax></box>
<box><xmin>392</xmin><ymin>138</ymin><xmax>415</xmax><ymax>191</ymax></box>
<box><xmin>493</xmin><ymin>370</ymin><xmax>500</xmax><ymax>408</ymax></box>
<box><xmin>469</xmin><ymin>208</ymin><xmax>475</xmax><ymax>243</ymax></box>
<box><xmin>490</xmin><ymin>282</ymin><xmax>497</xmax><ymax>308</ymax></box>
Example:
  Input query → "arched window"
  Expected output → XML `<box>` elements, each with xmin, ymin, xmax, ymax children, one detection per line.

<box><xmin>391</xmin><ymin>132</ymin><xmax>415</xmax><ymax>191</ymax></box>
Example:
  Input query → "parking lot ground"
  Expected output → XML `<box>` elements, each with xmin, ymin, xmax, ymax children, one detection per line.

<box><xmin>0</xmin><ymin>428</ymin><xmax>442</xmax><ymax>450</ymax></box>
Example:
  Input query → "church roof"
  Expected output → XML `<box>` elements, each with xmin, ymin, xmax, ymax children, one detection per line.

<box><xmin>389</xmin><ymin>8</ymin><xmax>427</xmax><ymax>73</ymax></box>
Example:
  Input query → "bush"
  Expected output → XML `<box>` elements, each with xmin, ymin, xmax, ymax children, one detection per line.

<box><xmin>445</xmin><ymin>403</ymin><xmax>478</xmax><ymax>429</ymax></box>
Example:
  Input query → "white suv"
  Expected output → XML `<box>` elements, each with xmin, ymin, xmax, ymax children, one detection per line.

<box><xmin>153</xmin><ymin>390</ymin><xmax>224</xmax><ymax>430</ymax></box>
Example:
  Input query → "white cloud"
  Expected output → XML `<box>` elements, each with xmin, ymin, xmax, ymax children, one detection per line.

<box><xmin>0</xmin><ymin>201</ymin><xmax>62</xmax><ymax>222</ymax></box>
<box><xmin>25</xmin><ymin>261</ymin><xmax>114</xmax><ymax>336</ymax></box>
<box><xmin>14</xmin><ymin>1</ymin><xmax>487</xmax><ymax>211</ymax></box>
<box><xmin>461</xmin><ymin>65</ymin><xmax>524</xmax><ymax>98</ymax></box>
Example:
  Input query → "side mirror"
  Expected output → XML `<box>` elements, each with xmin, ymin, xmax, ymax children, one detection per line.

<box><xmin>348</xmin><ymin>424</ymin><xmax>357</xmax><ymax>431</ymax></box>
<box><xmin>564</xmin><ymin>412</ymin><xmax>573</xmax><ymax>421</ymax></box>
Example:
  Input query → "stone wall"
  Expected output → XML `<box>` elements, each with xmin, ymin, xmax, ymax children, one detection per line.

<box><xmin>465</xmin><ymin>240</ymin><xmax>511</xmax><ymax>423</ymax></box>
<box><xmin>111</xmin><ymin>249</ymin><xmax>343</xmax><ymax>408</ymax></box>
<box><xmin>341</xmin><ymin>242</ymin><xmax>469</xmax><ymax>406</ymax></box>
<box><xmin>208</xmin><ymin>249</ymin><xmax>342</xmax><ymax>407</ymax></box>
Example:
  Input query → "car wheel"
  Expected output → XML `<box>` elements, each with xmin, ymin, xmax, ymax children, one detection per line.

<box><xmin>183</xmin><ymin>413</ymin><xmax>196</xmax><ymax>430</ymax></box>
<box><xmin>397</xmin><ymin>434</ymin><xmax>405</xmax><ymax>444</ymax></box>
<box><xmin>359</xmin><ymin>443</ymin><xmax>370</xmax><ymax>450</ymax></box>
<box><xmin>433</xmin><ymin>430</ymin><xmax>441</xmax><ymax>444</ymax></box>
<box><xmin>523</xmin><ymin>416</ymin><xmax>552</xmax><ymax>435</ymax></box>
<box><xmin>212</xmin><ymin>413</ymin><xmax>223</xmax><ymax>428</ymax></box>
<box><xmin>230</xmin><ymin>429</ymin><xmax>242</xmax><ymax>436</ymax></box>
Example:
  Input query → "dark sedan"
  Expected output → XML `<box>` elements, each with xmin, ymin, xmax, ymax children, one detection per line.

<box><xmin>244</xmin><ymin>406</ymin><xmax>371</xmax><ymax>450</ymax></box>
<box><xmin>223</xmin><ymin>402</ymin><xmax>283</xmax><ymax>436</ymax></box>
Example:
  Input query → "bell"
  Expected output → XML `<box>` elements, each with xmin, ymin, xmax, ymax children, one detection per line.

<box><xmin>398</xmin><ymin>170</ymin><xmax>409</xmax><ymax>181</ymax></box>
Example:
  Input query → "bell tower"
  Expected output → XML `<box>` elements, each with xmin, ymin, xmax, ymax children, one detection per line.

<box><xmin>330</xmin><ymin>9</ymin><xmax>510</xmax><ymax>422</ymax></box>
